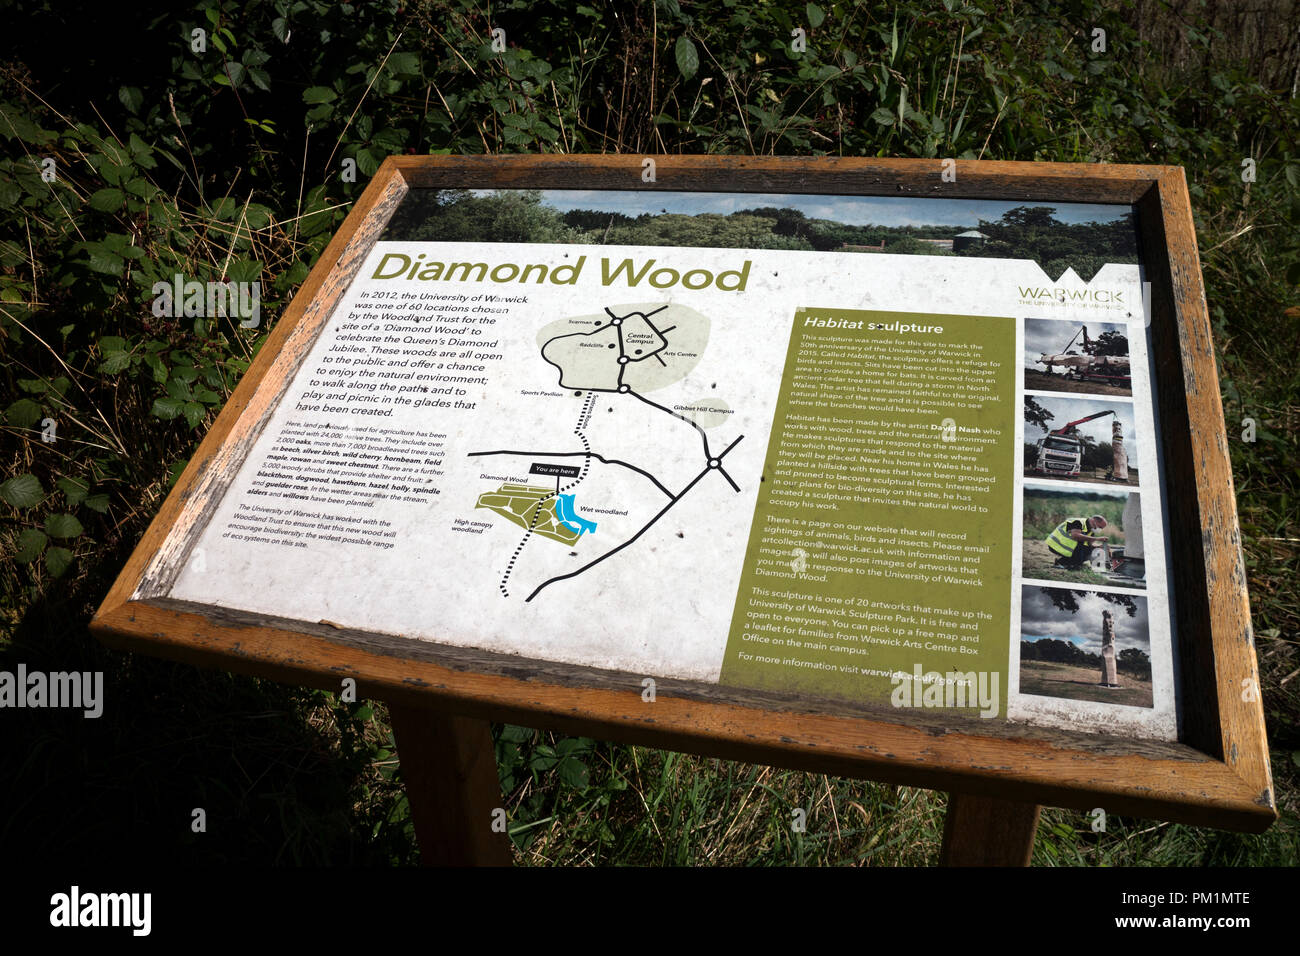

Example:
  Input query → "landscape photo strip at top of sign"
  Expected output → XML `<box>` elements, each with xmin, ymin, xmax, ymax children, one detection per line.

<box><xmin>150</xmin><ymin>184</ymin><xmax>1176</xmax><ymax>740</ymax></box>
<box><xmin>91</xmin><ymin>158</ymin><xmax>1274</xmax><ymax>830</ymax></box>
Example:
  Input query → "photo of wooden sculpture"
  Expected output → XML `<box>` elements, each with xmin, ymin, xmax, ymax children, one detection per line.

<box><xmin>1111</xmin><ymin>419</ymin><xmax>1128</xmax><ymax>482</ymax></box>
<box><xmin>1100</xmin><ymin>609</ymin><xmax>1120</xmax><ymax>689</ymax></box>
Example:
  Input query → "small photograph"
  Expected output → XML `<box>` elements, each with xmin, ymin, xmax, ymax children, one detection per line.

<box><xmin>381</xmin><ymin>190</ymin><xmax>1139</xmax><ymax>277</ymax></box>
<box><xmin>1023</xmin><ymin>395</ymin><xmax>1139</xmax><ymax>485</ymax></box>
<box><xmin>1023</xmin><ymin>318</ymin><xmax>1131</xmax><ymax>397</ymax></box>
<box><xmin>1022</xmin><ymin>487</ymin><xmax>1146</xmax><ymax>589</ymax></box>
<box><xmin>1019</xmin><ymin>586</ymin><xmax>1153</xmax><ymax>708</ymax></box>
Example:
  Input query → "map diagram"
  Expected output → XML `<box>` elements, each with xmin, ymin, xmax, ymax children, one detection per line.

<box><xmin>471</xmin><ymin>303</ymin><xmax>744</xmax><ymax>601</ymax></box>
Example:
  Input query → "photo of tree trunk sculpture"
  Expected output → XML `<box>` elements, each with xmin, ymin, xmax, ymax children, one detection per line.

<box><xmin>1100</xmin><ymin>610</ymin><xmax>1120</xmax><ymax>688</ymax></box>
<box><xmin>1111</xmin><ymin>420</ymin><xmax>1128</xmax><ymax>483</ymax></box>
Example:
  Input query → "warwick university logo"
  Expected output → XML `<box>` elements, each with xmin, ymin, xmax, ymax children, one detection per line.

<box><xmin>1015</xmin><ymin>266</ymin><xmax>1129</xmax><ymax>312</ymax></box>
<box><xmin>1018</xmin><ymin>285</ymin><xmax>1125</xmax><ymax>304</ymax></box>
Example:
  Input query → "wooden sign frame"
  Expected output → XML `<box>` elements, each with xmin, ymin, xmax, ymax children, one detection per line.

<box><xmin>90</xmin><ymin>156</ymin><xmax>1275</xmax><ymax>852</ymax></box>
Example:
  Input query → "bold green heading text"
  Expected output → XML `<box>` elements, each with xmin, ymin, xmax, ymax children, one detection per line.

<box><xmin>371</xmin><ymin>253</ymin><xmax>752</xmax><ymax>292</ymax></box>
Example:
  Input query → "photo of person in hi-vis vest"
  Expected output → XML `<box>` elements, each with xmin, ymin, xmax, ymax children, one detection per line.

<box><xmin>1046</xmin><ymin>514</ymin><xmax>1109</xmax><ymax>569</ymax></box>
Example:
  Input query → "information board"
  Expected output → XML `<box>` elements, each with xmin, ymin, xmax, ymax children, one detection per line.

<box><xmin>164</xmin><ymin>188</ymin><xmax>1174</xmax><ymax>739</ymax></box>
<box><xmin>92</xmin><ymin>157</ymin><xmax>1274</xmax><ymax>833</ymax></box>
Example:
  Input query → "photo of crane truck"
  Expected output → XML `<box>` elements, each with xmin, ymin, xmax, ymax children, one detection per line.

<box><xmin>1024</xmin><ymin>396</ymin><xmax>1139</xmax><ymax>485</ymax></box>
<box><xmin>1032</xmin><ymin>409</ymin><xmax>1117</xmax><ymax>477</ymax></box>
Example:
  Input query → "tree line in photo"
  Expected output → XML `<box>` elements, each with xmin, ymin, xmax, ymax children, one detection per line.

<box><xmin>1021</xmin><ymin>639</ymin><xmax>1151</xmax><ymax>679</ymax></box>
<box><xmin>1035</xmin><ymin>328</ymin><xmax>1130</xmax><ymax>360</ymax></box>
<box><xmin>384</xmin><ymin>189</ymin><xmax>1138</xmax><ymax>280</ymax></box>
<box><xmin>1023</xmin><ymin>491</ymin><xmax>1129</xmax><ymax>545</ymax></box>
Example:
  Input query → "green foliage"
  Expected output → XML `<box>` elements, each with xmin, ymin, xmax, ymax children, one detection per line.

<box><xmin>385</xmin><ymin>189</ymin><xmax>579</xmax><ymax>244</ymax></box>
<box><xmin>973</xmin><ymin>207</ymin><xmax>1138</xmax><ymax>282</ymax></box>
<box><xmin>674</xmin><ymin>37</ymin><xmax>699</xmax><ymax>81</ymax></box>
<box><xmin>494</xmin><ymin>724</ymin><xmax>595</xmax><ymax>850</ymax></box>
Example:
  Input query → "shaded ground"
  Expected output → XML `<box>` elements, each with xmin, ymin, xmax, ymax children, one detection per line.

<box><xmin>1019</xmin><ymin>660</ymin><xmax>1153</xmax><ymax>707</ymax></box>
<box><xmin>1024</xmin><ymin>368</ymin><xmax>1131</xmax><ymax>397</ymax></box>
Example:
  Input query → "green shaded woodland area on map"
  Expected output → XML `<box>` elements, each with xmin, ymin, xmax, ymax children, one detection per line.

<box><xmin>476</xmin><ymin>483</ymin><xmax>580</xmax><ymax>546</ymax></box>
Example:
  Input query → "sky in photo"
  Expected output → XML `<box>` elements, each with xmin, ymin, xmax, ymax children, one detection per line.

<box><xmin>1022</xmin><ymin>317</ymin><xmax>1129</xmax><ymax>370</ymax></box>
<box><xmin>1021</xmin><ymin>586</ymin><xmax>1150</xmax><ymax>654</ymax></box>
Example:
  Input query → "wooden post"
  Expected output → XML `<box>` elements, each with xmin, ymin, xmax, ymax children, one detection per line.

<box><xmin>388</xmin><ymin>704</ymin><xmax>513</xmax><ymax>866</ymax></box>
<box><xmin>939</xmin><ymin>792</ymin><xmax>1040</xmax><ymax>866</ymax></box>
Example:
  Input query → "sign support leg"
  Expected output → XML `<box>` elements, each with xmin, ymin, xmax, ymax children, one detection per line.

<box><xmin>388</xmin><ymin>703</ymin><xmax>513</xmax><ymax>866</ymax></box>
<box><xmin>939</xmin><ymin>792</ymin><xmax>1040</xmax><ymax>866</ymax></box>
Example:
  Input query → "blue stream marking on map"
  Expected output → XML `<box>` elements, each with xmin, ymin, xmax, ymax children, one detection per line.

<box><xmin>554</xmin><ymin>494</ymin><xmax>597</xmax><ymax>536</ymax></box>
